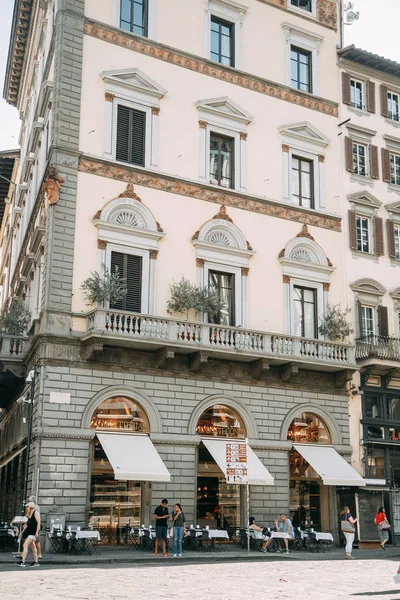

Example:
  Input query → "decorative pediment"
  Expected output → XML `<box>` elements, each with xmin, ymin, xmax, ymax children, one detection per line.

<box><xmin>347</xmin><ymin>191</ymin><xmax>382</xmax><ymax>210</ymax></box>
<box><xmin>279</xmin><ymin>122</ymin><xmax>331</xmax><ymax>148</ymax></box>
<box><xmin>386</xmin><ymin>201</ymin><xmax>400</xmax><ymax>215</ymax></box>
<box><xmin>196</xmin><ymin>97</ymin><xmax>254</xmax><ymax>125</ymax></box>
<box><xmin>101</xmin><ymin>68</ymin><xmax>167</xmax><ymax>100</ymax></box>
<box><xmin>350</xmin><ymin>279</ymin><xmax>387</xmax><ymax>297</ymax></box>
<box><xmin>192</xmin><ymin>205</ymin><xmax>254</xmax><ymax>258</ymax></box>
<box><xmin>279</xmin><ymin>226</ymin><xmax>333</xmax><ymax>281</ymax></box>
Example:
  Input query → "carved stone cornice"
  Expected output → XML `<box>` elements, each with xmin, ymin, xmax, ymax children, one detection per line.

<box><xmin>149</xmin><ymin>249</ymin><xmax>159</xmax><ymax>259</ymax></box>
<box><xmin>151</xmin><ymin>107</ymin><xmax>160</xmax><ymax>116</ymax></box>
<box><xmin>84</xmin><ymin>20</ymin><xmax>338</xmax><ymax>117</ymax></box>
<box><xmin>199</xmin><ymin>120</ymin><xmax>207</xmax><ymax>129</ymax></box>
<box><xmin>105</xmin><ymin>92</ymin><xmax>115</xmax><ymax>102</ymax></box>
<box><xmin>78</xmin><ymin>156</ymin><xmax>342</xmax><ymax>232</ymax></box>
<box><xmin>98</xmin><ymin>239</ymin><xmax>107</xmax><ymax>249</ymax></box>
<box><xmin>33</xmin><ymin>427</ymin><xmax>95</xmax><ymax>442</ymax></box>
<box><xmin>196</xmin><ymin>258</ymin><xmax>205</xmax><ymax>267</ymax></box>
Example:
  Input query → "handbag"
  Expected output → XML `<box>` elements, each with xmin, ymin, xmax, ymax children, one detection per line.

<box><xmin>380</xmin><ymin>520</ymin><xmax>391</xmax><ymax>531</ymax></box>
<box><xmin>341</xmin><ymin>519</ymin><xmax>355</xmax><ymax>533</ymax></box>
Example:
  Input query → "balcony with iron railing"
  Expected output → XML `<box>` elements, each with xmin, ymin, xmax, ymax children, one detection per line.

<box><xmin>356</xmin><ymin>336</ymin><xmax>400</xmax><ymax>363</ymax></box>
<box><xmin>82</xmin><ymin>308</ymin><xmax>356</xmax><ymax>370</ymax></box>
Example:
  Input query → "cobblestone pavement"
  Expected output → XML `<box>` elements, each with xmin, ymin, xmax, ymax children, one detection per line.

<box><xmin>1</xmin><ymin>557</ymin><xmax>400</xmax><ymax>600</ymax></box>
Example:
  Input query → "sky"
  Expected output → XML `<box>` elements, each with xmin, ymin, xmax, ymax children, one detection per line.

<box><xmin>0</xmin><ymin>0</ymin><xmax>399</xmax><ymax>151</ymax></box>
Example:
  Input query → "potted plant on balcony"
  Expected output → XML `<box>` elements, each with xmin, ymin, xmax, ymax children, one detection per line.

<box><xmin>80</xmin><ymin>264</ymin><xmax>127</xmax><ymax>307</ymax></box>
<box><xmin>167</xmin><ymin>277</ymin><xmax>224</xmax><ymax>321</ymax></box>
<box><xmin>318</xmin><ymin>304</ymin><xmax>354</xmax><ymax>342</ymax></box>
<box><xmin>0</xmin><ymin>300</ymin><xmax>30</xmax><ymax>336</ymax></box>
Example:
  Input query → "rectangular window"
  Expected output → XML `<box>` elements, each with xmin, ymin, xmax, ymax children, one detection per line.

<box><xmin>361</xmin><ymin>305</ymin><xmax>374</xmax><ymax>339</ymax></box>
<box><xmin>356</xmin><ymin>215</ymin><xmax>370</xmax><ymax>253</ymax></box>
<box><xmin>293</xmin><ymin>286</ymin><xmax>317</xmax><ymax>339</ymax></box>
<box><xmin>394</xmin><ymin>224</ymin><xmax>400</xmax><ymax>260</ymax></box>
<box><xmin>364</xmin><ymin>395</ymin><xmax>380</xmax><ymax>419</ymax></box>
<box><xmin>350</xmin><ymin>79</ymin><xmax>363</xmax><ymax>109</ymax></box>
<box><xmin>388</xmin><ymin>91</ymin><xmax>400</xmax><ymax>121</ymax></box>
<box><xmin>116</xmin><ymin>105</ymin><xmax>146</xmax><ymax>167</ymax></box>
<box><xmin>291</xmin><ymin>156</ymin><xmax>314</xmax><ymax>208</ymax></box>
<box><xmin>352</xmin><ymin>142</ymin><xmax>367</xmax><ymax>176</ymax></box>
<box><xmin>389</xmin><ymin>397</ymin><xmax>400</xmax><ymax>421</ymax></box>
<box><xmin>120</xmin><ymin>0</ymin><xmax>148</xmax><ymax>36</ymax></box>
<box><xmin>110</xmin><ymin>251</ymin><xmax>142</xmax><ymax>313</ymax></box>
<box><xmin>210</xmin><ymin>133</ymin><xmax>234</xmax><ymax>189</ymax></box>
<box><xmin>290</xmin><ymin>46</ymin><xmax>312</xmax><ymax>93</ymax></box>
<box><xmin>390</xmin><ymin>153</ymin><xmax>400</xmax><ymax>186</ymax></box>
<box><xmin>210</xmin><ymin>16</ymin><xmax>234</xmax><ymax>67</ymax></box>
<box><xmin>290</xmin><ymin>0</ymin><xmax>312</xmax><ymax>11</ymax></box>
<box><xmin>208</xmin><ymin>270</ymin><xmax>235</xmax><ymax>326</ymax></box>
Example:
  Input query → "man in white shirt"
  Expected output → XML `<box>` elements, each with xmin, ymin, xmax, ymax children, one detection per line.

<box><xmin>28</xmin><ymin>496</ymin><xmax>42</xmax><ymax>559</ymax></box>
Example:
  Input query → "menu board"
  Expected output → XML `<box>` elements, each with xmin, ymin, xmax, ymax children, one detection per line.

<box><xmin>226</xmin><ymin>442</ymin><xmax>248</xmax><ymax>484</ymax></box>
<box><xmin>356</xmin><ymin>492</ymin><xmax>384</xmax><ymax>542</ymax></box>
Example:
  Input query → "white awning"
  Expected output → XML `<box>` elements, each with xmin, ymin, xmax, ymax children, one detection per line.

<box><xmin>293</xmin><ymin>444</ymin><xmax>365</xmax><ymax>487</ymax></box>
<box><xmin>97</xmin><ymin>433</ymin><xmax>171</xmax><ymax>482</ymax></box>
<box><xmin>202</xmin><ymin>439</ymin><xmax>274</xmax><ymax>486</ymax></box>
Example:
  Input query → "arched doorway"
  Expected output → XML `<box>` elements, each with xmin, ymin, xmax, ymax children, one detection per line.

<box><xmin>196</xmin><ymin>404</ymin><xmax>246</xmax><ymax>529</ymax></box>
<box><xmin>287</xmin><ymin>412</ymin><xmax>331</xmax><ymax>530</ymax></box>
<box><xmin>89</xmin><ymin>397</ymin><xmax>150</xmax><ymax>531</ymax></box>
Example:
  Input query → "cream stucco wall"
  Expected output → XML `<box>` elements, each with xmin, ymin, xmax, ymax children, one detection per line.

<box><xmin>84</xmin><ymin>0</ymin><xmax>339</xmax><ymax>102</ymax></box>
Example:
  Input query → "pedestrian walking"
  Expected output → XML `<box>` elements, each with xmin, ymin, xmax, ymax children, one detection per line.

<box><xmin>16</xmin><ymin>502</ymin><xmax>40</xmax><ymax>567</ymax></box>
<box><xmin>340</xmin><ymin>505</ymin><xmax>357</xmax><ymax>560</ymax></box>
<box><xmin>154</xmin><ymin>498</ymin><xmax>169</xmax><ymax>557</ymax></box>
<box><xmin>374</xmin><ymin>506</ymin><xmax>390</xmax><ymax>550</ymax></box>
<box><xmin>28</xmin><ymin>495</ymin><xmax>43</xmax><ymax>559</ymax></box>
<box><xmin>172</xmin><ymin>503</ymin><xmax>185</xmax><ymax>557</ymax></box>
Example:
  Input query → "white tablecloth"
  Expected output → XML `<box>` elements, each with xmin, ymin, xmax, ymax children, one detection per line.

<box><xmin>75</xmin><ymin>530</ymin><xmax>101</xmax><ymax>540</ymax></box>
<box><xmin>196</xmin><ymin>529</ymin><xmax>229</xmax><ymax>540</ymax></box>
<box><xmin>312</xmin><ymin>532</ymin><xmax>333</xmax><ymax>542</ymax></box>
<box><xmin>270</xmin><ymin>531</ymin><xmax>291</xmax><ymax>539</ymax></box>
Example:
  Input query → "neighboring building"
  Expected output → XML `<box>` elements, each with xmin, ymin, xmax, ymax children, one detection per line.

<box><xmin>0</xmin><ymin>0</ymin><xmax>364</xmax><ymax>542</ymax></box>
<box><xmin>339</xmin><ymin>46</ymin><xmax>400</xmax><ymax>543</ymax></box>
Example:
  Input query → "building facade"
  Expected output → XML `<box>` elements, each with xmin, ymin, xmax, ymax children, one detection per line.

<box><xmin>339</xmin><ymin>46</ymin><xmax>400</xmax><ymax>543</ymax></box>
<box><xmin>0</xmin><ymin>0</ymin><xmax>363</xmax><ymax>541</ymax></box>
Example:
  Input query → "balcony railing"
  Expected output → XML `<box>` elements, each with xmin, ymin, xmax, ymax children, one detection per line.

<box><xmin>84</xmin><ymin>309</ymin><xmax>355</xmax><ymax>368</ymax></box>
<box><xmin>356</xmin><ymin>336</ymin><xmax>400</xmax><ymax>362</ymax></box>
<box><xmin>0</xmin><ymin>336</ymin><xmax>27</xmax><ymax>361</ymax></box>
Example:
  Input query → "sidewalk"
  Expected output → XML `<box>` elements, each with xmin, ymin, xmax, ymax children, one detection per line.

<box><xmin>1</xmin><ymin>545</ymin><xmax>398</xmax><ymax>566</ymax></box>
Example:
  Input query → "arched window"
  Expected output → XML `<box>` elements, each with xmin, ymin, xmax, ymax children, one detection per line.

<box><xmin>90</xmin><ymin>397</ymin><xmax>150</xmax><ymax>433</ymax></box>
<box><xmin>287</xmin><ymin>412</ymin><xmax>331</xmax><ymax>444</ymax></box>
<box><xmin>196</xmin><ymin>404</ymin><xmax>246</xmax><ymax>438</ymax></box>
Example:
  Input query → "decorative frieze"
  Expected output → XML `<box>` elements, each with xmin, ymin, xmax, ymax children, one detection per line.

<box><xmin>78</xmin><ymin>156</ymin><xmax>342</xmax><ymax>232</ymax></box>
<box><xmin>84</xmin><ymin>21</ymin><xmax>338</xmax><ymax>117</ymax></box>
<box><xmin>256</xmin><ymin>0</ymin><xmax>337</xmax><ymax>30</ymax></box>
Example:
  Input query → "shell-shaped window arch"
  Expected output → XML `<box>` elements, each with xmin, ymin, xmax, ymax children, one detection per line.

<box><xmin>98</xmin><ymin>197</ymin><xmax>159</xmax><ymax>232</ymax></box>
<box><xmin>282</xmin><ymin>236</ymin><xmax>329</xmax><ymax>268</ymax></box>
<box><xmin>197</xmin><ymin>220</ymin><xmax>249</xmax><ymax>250</ymax></box>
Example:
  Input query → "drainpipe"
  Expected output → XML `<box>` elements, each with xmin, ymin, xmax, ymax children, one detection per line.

<box><xmin>21</xmin><ymin>369</ymin><xmax>36</xmax><ymax>513</ymax></box>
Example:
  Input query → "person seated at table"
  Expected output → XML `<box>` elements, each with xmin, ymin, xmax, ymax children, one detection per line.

<box><xmin>249</xmin><ymin>516</ymin><xmax>263</xmax><ymax>532</ymax></box>
<box><xmin>261</xmin><ymin>514</ymin><xmax>294</xmax><ymax>554</ymax></box>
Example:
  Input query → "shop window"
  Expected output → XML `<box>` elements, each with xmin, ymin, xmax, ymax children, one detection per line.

<box><xmin>290</xmin><ymin>480</ymin><xmax>321</xmax><ymax>529</ymax></box>
<box><xmin>389</xmin><ymin>397</ymin><xmax>400</xmax><ymax>421</ymax></box>
<box><xmin>90</xmin><ymin>397</ymin><xmax>150</xmax><ymax>432</ymax></box>
<box><xmin>287</xmin><ymin>412</ymin><xmax>331</xmax><ymax>444</ymax></box>
<box><xmin>364</xmin><ymin>395</ymin><xmax>380</xmax><ymax>419</ymax></box>
<box><xmin>196</xmin><ymin>404</ymin><xmax>246</xmax><ymax>438</ymax></box>
<box><xmin>366</xmin><ymin>448</ymin><xmax>385</xmax><ymax>479</ymax></box>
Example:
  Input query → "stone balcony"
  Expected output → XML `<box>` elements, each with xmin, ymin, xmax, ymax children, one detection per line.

<box><xmin>0</xmin><ymin>336</ymin><xmax>27</xmax><ymax>362</ymax></box>
<box><xmin>82</xmin><ymin>309</ymin><xmax>356</xmax><ymax>372</ymax></box>
<box><xmin>0</xmin><ymin>336</ymin><xmax>28</xmax><ymax>408</ymax></box>
<box><xmin>356</xmin><ymin>336</ymin><xmax>400</xmax><ymax>366</ymax></box>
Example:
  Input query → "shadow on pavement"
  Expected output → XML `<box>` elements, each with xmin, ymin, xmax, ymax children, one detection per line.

<box><xmin>352</xmin><ymin>591</ymin><xmax>400</xmax><ymax>597</ymax></box>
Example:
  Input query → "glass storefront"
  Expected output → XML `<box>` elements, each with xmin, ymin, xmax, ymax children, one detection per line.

<box><xmin>196</xmin><ymin>405</ymin><xmax>245</xmax><ymax>528</ymax></box>
<box><xmin>89</xmin><ymin>397</ymin><xmax>150</xmax><ymax>533</ymax></box>
<box><xmin>288</xmin><ymin>412</ymin><xmax>331</xmax><ymax>530</ymax></box>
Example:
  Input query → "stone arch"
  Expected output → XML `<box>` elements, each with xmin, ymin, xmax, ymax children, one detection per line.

<box><xmin>280</xmin><ymin>403</ymin><xmax>342</xmax><ymax>446</ymax></box>
<box><xmin>282</xmin><ymin>236</ymin><xmax>330</xmax><ymax>268</ymax></box>
<box><xmin>188</xmin><ymin>394</ymin><xmax>258</xmax><ymax>439</ymax></box>
<box><xmin>192</xmin><ymin>205</ymin><xmax>253</xmax><ymax>253</ymax></box>
<box><xmin>81</xmin><ymin>386</ymin><xmax>163</xmax><ymax>433</ymax></box>
<box><xmin>350</xmin><ymin>278</ymin><xmax>387</xmax><ymax>296</ymax></box>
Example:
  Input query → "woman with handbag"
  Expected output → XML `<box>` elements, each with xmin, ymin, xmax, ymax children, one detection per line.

<box><xmin>340</xmin><ymin>505</ymin><xmax>357</xmax><ymax>560</ymax></box>
<box><xmin>374</xmin><ymin>506</ymin><xmax>390</xmax><ymax>550</ymax></box>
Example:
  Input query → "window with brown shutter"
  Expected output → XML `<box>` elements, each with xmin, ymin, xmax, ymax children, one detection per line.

<box><xmin>366</xmin><ymin>80</ymin><xmax>375</xmax><ymax>113</ymax></box>
<box><xmin>382</xmin><ymin>148</ymin><xmax>391</xmax><ymax>182</ymax></box>
<box><xmin>110</xmin><ymin>251</ymin><xmax>142</xmax><ymax>313</ymax></box>
<box><xmin>373</xmin><ymin>216</ymin><xmax>384</xmax><ymax>256</ymax></box>
<box><xmin>378</xmin><ymin>305</ymin><xmax>389</xmax><ymax>338</ymax></box>
<box><xmin>116</xmin><ymin>105</ymin><xmax>146</xmax><ymax>167</ymax></box>
<box><xmin>370</xmin><ymin>145</ymin><xmax>379</xmax><ymax>179</ymax></box>
<box><xmin>342</xmin><ymin>72</ymin><xmax>351</xmax><ymax>105</ymax></box>
<box><xmin>387</xmin><ymin>220</ymin><xmax>396</xmax><ymax>258</ymax></box>
<box><xmin>380</xmin><ymin>84</ymin><xmax>389</xmax><ymax>117</ymax></box>
<box><xmin>348</xmin><ymin>210</ymin><xmax>357</xmax><ymax>250</ymax></box>
<box><xmin>345</xmin><ymin>137</ymin><xmax>354</xmax><ymax>172</ymax></box>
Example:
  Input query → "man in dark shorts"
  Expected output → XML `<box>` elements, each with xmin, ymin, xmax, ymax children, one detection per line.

<box><xmin>154</xmin><ymin>499</ymin><xmax>169</xmax><ymax>557</ymax></box>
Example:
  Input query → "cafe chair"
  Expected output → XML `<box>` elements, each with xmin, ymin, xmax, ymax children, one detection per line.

<box><xmin>197</xmin><ymin>529</ymin><xmax>213</xmax><ymax>552</ymax></box>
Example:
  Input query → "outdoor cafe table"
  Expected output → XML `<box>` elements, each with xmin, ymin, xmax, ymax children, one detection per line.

<box><xmin>269</xmin><ymin>532</ymin><xmax>291</xmax><ymax>539</ymax></box>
